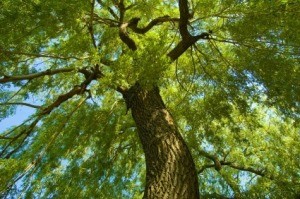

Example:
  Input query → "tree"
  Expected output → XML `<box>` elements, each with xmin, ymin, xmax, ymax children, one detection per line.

<box><xmin>0</xmin><ymin>0</ymin><xmax>299</xmax><ymax>198</ymax></box>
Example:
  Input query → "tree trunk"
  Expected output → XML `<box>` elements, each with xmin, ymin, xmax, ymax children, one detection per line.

<box><xmin>122</xmin><ymin>83</ymin><xmax>200</xmax><ymax>199</ymax></box>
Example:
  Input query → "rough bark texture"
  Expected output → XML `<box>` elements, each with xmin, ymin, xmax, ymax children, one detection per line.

<box><xmin>122</xmin><ymin>83</ymin><xmax>200</xmax><ymax>199</ymax></box>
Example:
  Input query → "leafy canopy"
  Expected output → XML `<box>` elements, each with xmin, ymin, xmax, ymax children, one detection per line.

<box><xmin>0</xmin><ymin>0</ymin><xmax>299</xmax><ymax>198</ymax></box>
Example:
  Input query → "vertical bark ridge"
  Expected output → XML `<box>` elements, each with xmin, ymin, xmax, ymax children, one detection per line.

<box><xmin>123</xmin><ymin>83</ymin><xmax>200</xmax><ymax>199</ymax></box>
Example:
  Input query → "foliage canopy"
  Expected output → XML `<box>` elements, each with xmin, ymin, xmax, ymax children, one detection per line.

<box><xmin>0</xmin><ymin>0</ymin><xmax>299</xmax><ymax>198</ymax></box>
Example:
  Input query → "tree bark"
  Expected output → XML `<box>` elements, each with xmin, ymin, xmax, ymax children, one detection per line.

<box><xmin>122</xmin><ymin>83</ymin><xmax>200</xmax><ymax>199</ymax></box>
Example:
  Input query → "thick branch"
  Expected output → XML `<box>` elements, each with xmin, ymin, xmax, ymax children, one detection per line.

<box><xmin>88</xmin><ymin>0</ymin><xmax>97</xmax><ymax>48</ymax></box>
<box><xmin>41</xmin><ymin>81</ymin><xmax>91</xmax><ymax>115</ymax></box>
<box><xmin>167</xmin><ymin>32</ymin><xmax>210</xmax><ymax>61</ymax></box>
<box><xmin>40</xmin><ymin>86</ymin><xmax>83</xmax><ymax>114</ymax></box>
<box><xmin>178</xmin><ymin>0</ymin><xmax>191</xmax><ymax>38</ymax></box>
<box><xmin>0</xmin><ymin>68</ymin><xmax>74</xmax><ymax>84</ymax></box>
<box><xmin>114</xmin><ymin>0</ymin><xmax>204</xmax><ymax>53</ymax></box>
<box><xmin>118</xmin><ymin>0</ymin><xmax>125</xmax><ymax>23</ymax></box>
<box><xmin>119</xmin><ymin>22</ymin><xmax>137</xmax><ymax>51</ymax></box>
<box><xmin>116</xmin><ymin>1</ymin><xmax>139</xmax><ymax>50</ymax></box>
<box><xmin>166</xmin><ymin>0</ymin><xmax>212</xmax><ymax>61</ymax></box>
<box><xmin>118</xmin><ymin>16</ymin><xmax>178</xmax><ymax>51</ymax></box>
<box><xmin>128</xmin><ymin>16</ymin><xmax>180</xmax><ymax>34</ymax></box>
<box><xmin>41</xmin><ymin>64</ymin><xmax>102</xmax><ymax>115</ymax></box>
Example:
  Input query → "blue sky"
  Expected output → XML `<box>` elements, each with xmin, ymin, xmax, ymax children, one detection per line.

<box><xmin>0</xmin><ymin>106</ymin><xmax>35</xmax><ymax>131</ymax></box>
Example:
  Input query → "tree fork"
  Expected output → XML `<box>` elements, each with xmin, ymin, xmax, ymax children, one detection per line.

<box><xmin>121</xmin><ymin>83</ymin><xmax>200</xmax><ymax>199</ymax></box>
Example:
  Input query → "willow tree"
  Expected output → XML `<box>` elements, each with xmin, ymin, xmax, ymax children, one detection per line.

<box><xmin>1</xmin><ymin>0</ymin><xmax>299</xmax><ymax>198</ymax></box>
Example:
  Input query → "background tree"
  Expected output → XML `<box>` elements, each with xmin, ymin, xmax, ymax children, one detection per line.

<box><xmin>0</xmin><ymin>0</ymin><xmax>299</xmax><ymax>198</ymax></box>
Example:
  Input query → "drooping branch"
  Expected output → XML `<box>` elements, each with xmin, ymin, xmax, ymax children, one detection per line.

<box><xmin>0</xmin><ymin>64</ymin><xmax>104</xmax><ymax>84</ymax></box>
<box><xmin>0</xmin><ymin>81</ymin><xmax>90</xmax><ymax>158</ymax></box>
<box><xmin>0</xmin><ymin>83</ymin><xmax>87</xmax><ymax>158</ymax></box>
<box><xmin>1</xmin><ymin>98</ymin><xmax>88</xmax><ymax>196</ymax></box>
<box><xmin>0</xmin><ymin>65</ymin><xmax>103</xmax><ymax>158</ymax></box>
<box><xmin>0</xmin><ymin>117</ymin><xmax>40</xmax><ymax>158</ymax></box>
<box><xmin>0</xmin><ymin>68</ymin><xmax>74</xmax><ymax>84</ymax></box>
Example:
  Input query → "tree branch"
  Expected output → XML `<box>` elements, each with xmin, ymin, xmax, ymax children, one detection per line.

<box><xmin>0</xmin><ymin>64</ymin><xmax>103</xmax><ymax>158</ymax></box>
<box><xmin>166</xmin><ymin>0</ymin><xmax>212</xmax><ymax>61</ymax></box>
<box><xmin>167</xmin><ymin>32</ymin><xmax>210</xmax><ymax>61</ymax></box>
<box><xmin>88</xmin><ymin>0</ymin><xmax>97</xmax><ymax>48</ymax></box>
<box><xmin>114</xmin><ymin>0</ymin><xmax>138</xmax><ymax>51</ymax></box>
<box><xmin>118</xmin><ymin>0</ymin><xmax>125</xmax><ymax>23</ymax></box>
<box><xmin>128</xmin><ymin>16</ymin><xmax>180</xmax><ymax>34</ymax></box>
<box><xmin>0</xmin><ymin>102</ymin><xmax>41</xmax><ymax>109</ymax></box>
<box><xmin>41</xmin><ymin>65</ymin><xmax>102</xmax><ymax>115</ymax></box>
<box><xmin>1</xmin><ymin>50</ymin><xmax>82</xmax><ymax>60</ymax></box>
<box><xmin>178</xmin><ymin>0</ymin><xmax>191</xmax><ymax>39</ymax></box>
<box><xmin>198</xmin><ymin>164</ymin><xmax>215</xmax><ymax>174</ymax></box>
<box><xmin>0</xmin><ymin>68</ymin><xmax>74</xmax><ymax>84</ymax></box>
<box><xmin>198</xmin><ymin>150</ymin><xmax>222</xmax><ymax>171</ymax></box>
<box><xmin>119</xmin><ymin>22</ymin><xmax>137</xmax><ymax>51</ymax></box>
<box><xmin>226</xmin><ymin>163</ymin><xmax>268</xmax><ymax>178</ymax></box>
<box><xmin>197</xmin><ymin>150</ymin><xmax>272</xmax><ymax>180</ymax></box>
<box><xmin>40</xmin><ymin>85</ymin><xmax>86</xmax><ymax>116</ymax></box>
<box><xmin>114</xmin><ymin>0</ymin><xmax>207</xmax><ymax>53</ymax></box>
<box><xmin>0</xmin><ymin>135</ymin><xmax>13</xmax><ymax>140</ymax></box>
